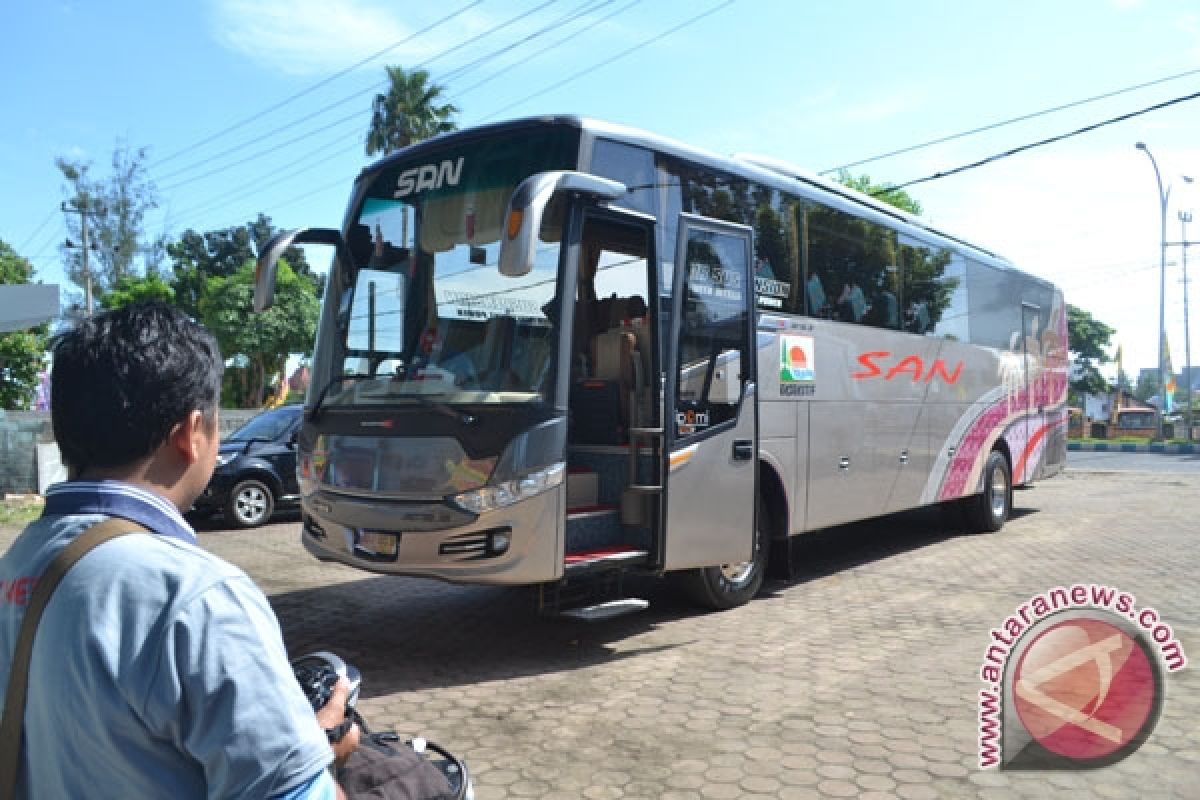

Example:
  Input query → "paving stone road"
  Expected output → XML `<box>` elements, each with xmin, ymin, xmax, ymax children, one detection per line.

<box><xmin>4</xmin><ymin>470</ymin><xmax>1197</xmax><ymax>798</ymax></box>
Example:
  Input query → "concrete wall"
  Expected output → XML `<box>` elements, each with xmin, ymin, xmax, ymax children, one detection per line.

<box><xmin>0</xmin><ymin>408</ymin><xmax>264</xmax><ymax>494</ymax></box>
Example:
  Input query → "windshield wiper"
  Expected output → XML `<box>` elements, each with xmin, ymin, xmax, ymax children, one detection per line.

<box><xmin>398</xmin><ymin>394</ymin><xmax>476</xmax><ymax>426</ymax></box>
<box><xmin>306</xmin><ymin>374</ymin><xmax>375</xmax><ymax>422</ymax></box>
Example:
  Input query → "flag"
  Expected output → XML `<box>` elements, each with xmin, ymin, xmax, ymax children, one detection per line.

<box><xmin>1162</xmin><ymin>332</ymin><xmax>1176</xmax><ymax>413</ymax></box>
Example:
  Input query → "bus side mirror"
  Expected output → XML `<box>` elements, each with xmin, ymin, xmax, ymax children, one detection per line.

<box><xmin>255</xmin><ymin>227</ymin><xmax>347</xmax><ymax>311</ymax></box>
<box><xmin>497</xmin><ymin>171</ymin><xmax>627</xmax><ymax>278</ymax></box>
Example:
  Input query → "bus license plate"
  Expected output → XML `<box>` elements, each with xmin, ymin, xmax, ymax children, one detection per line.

<box><xmin>356</xmin><ymin>530</ymin><xmax>398</xmax><ymax>558</ymax></box>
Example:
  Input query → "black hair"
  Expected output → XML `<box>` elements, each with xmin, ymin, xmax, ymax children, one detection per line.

<box><xmin>51</xmin><ymin>303</ymin><xmax>223</xmax><ymax>474</ymax></box>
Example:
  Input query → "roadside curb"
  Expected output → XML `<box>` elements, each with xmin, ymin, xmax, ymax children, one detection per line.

<box><xmin>1068</xmin><ymin>441</ymin><xmax>1197</xmax><ymax>454</ymax></box>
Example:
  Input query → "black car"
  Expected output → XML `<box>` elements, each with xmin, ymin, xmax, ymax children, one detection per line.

<box><xmin>194</xmin><ymin>405</ymin><xmax>303</xmax><ymax>528</ymax></box>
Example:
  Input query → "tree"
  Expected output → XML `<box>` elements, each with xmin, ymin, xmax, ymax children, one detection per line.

<box><xmin>365</xmin><ymin>66</ymin><xmax>458</xmax><ymax>156</ymax></box>
<box><xmin>101</xmin><ymin>274</ymin><xmax>175</xmax><ymax>310</ymax></box>
<box><xmin>1067</xmin><ymin>304</ymin><xmax>1115</xmax><ymax>401</ymax></box>
<box><xmin>0</xmin><ymin>240</ymin><xmax>48</xmax><ymax>410</ymax></box>
<box><xmin>1135</xmin><ymin>370</ymin><xmax>1160</xmax><ymax>404</ymax></box>
<box><xmin>167</xmin><ymin>213</ymin><xmax>315</xmax><ymax>318</ymax></box>
<box><xmin>56</xmin><ymin>143</ymin><xmax>165</xmax><ymax>304</ymax></box>
<box><xmin>199</xmin><ymin>259</ymin><xmax>319</xmax><ymax>407</ymax></box>
<box><xmin>836</xmin><ymin>170</ymin><xmax>922</xmax><ymax>215</ymax></box>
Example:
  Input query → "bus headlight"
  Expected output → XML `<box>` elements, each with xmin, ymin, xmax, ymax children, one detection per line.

<box><xmin>451</xmin><ymin>462</ymin><xmax>565</xmax><ymax>515</ymax></box>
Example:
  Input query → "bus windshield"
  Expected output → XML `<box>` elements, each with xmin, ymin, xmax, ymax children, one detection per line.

<box><xmin>325</xmin><ymin>128</ymin><xmax>578</xmax><ymax>409</ymax></box>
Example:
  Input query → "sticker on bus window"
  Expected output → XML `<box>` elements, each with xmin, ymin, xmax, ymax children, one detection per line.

<box><xmin>780</xmin><ymin>335</ymin><xmax>815</xmax><ymax>385</ymax></box>
<box><xmin>675</xmin><ymin>408</ymin><xmax>710</xmax><ymax>436</ymax></box>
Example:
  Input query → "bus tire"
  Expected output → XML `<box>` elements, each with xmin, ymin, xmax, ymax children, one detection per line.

<box><xmin>965</xmin><ymin>450</ymin><xmax>1011</xmax><ymax>533</ymax></box>
<box><xmin>679</xmin><ymin>499</ymin><xmax>768</xmax><ymax>610</ymax></box>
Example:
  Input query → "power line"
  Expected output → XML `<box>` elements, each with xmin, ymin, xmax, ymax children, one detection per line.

<box><xmin>479</xmin><ymin>0</ymin><xmax>736</xmax><ymax>121</ymax></box>
<box><xmin>152</xmin><ymin>0</ymin><xmax>563</xmax><ymax>188</ymax></box>
<box><xmin>884</xmin><ymin>88</ymin><xmax>1200</xmax><ymax>194</ymax></box>
<box><xmin>152</xmin><ymin>1</ymin><xmax>483</xmax><ymax>170</ymax></box>
<box><xmin>14</xmin><ymin>209</ymin><xmax>57</xmax><ymax>255</ymax></box>
<box><xmin>437</xmin><ymin>0</ymin><xmax>613</xmax><ymax>87</ymax></box>
<box><xmin>823</xmin><ymin>67</ymin><xmax>1200</xmax><ymax>176</ymax></box>
<box><xmin>155</xmin><ymin>2</ymin><xmax>718</xmax><ymax>234</ymax></box>
<box><xmin>454</xmin><ymin>0</ymin><xmax>643</xmax><ymax>98</ymax></box>
<box><xmin>155</xmin><ymin>0</ymin><xmax>651</xmax><ymax>227</ymax></box>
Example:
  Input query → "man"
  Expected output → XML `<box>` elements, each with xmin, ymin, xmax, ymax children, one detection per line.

<box><xmin>0</xmin><ymin>304</ymin><xmax>358</xmax><ymax>798</ymax></box>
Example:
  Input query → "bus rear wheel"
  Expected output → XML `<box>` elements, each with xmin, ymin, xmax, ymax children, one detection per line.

<box><xmin>964</xmin><ymin>450</ymin><xmax>1011</xmax><ymax>533</ymax></box>
<box><xmin>679</xmin><ymin>500</ymin><xmax>768</xmax><ymax>610</ymax></box>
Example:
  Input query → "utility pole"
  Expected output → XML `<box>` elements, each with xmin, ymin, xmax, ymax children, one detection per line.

<box><xmin>1181</xmin><ymin>211</ymin><xmax>1194</xmax><ymax>441</ymax></box>
<box><xmin>61</xmin><ymin>199</ymin><xmax>104</xmax><ymax>316</ymax></box>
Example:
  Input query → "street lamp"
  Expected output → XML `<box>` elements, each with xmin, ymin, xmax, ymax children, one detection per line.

<box><xmin>1135</xmin><ymin>142</ymin><xmax>1169</xmax><ymax>439</ymax></box>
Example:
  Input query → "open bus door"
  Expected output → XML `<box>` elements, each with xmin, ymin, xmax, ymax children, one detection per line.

<box><xmin>661</xmin><ymin>214</ymin><xmax>762</xmax><ymax>609</ymax></box>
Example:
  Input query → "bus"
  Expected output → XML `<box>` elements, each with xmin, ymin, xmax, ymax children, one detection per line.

<box><xmin>254</xmin><ymin>116</ymin><xmax>1068</xmax><ymax>614</ymax></box>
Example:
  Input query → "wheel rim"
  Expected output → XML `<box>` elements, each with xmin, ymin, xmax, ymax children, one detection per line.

<box><xmin>719</xmin><ymin>559</ymin><xmax>756</xmax><ymax>586</ymax></box>
<box><xmin>235</xmin><ymin>485</ymin><xmax>269</xmax><ymax>524</ymax></box>
<box><xmin>988</xmin><ymin>463</ymin><xmax>1009</xmax><ymax>518</ymax></box>
<box><xmin>718</xmin><ymin>526</ymin><xmax>762</xmax><ymax>587</ymax></box>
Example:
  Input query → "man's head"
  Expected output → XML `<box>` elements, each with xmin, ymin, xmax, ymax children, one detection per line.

<box><xmin>51</xmin><ymin>303</ymin><xmax>223</xmax><ymax>479</ymax></box>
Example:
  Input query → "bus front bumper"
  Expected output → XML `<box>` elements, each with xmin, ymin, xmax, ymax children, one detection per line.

<box><xmin>299</xmin><ymin>487</ymin><xmax>564</xmax><ymax>585</ymax></box>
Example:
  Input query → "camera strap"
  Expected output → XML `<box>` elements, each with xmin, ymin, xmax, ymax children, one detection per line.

<box><xmin>0</xmin><ymin>518</ymin><xmax>147</xmax><ymax>800</ymax></box>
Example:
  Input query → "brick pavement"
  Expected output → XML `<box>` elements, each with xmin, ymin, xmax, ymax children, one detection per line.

<box><xmin>3</xmin><ymin>471</ymin><xmax>1197</xmax><ymax>798</ymax></box>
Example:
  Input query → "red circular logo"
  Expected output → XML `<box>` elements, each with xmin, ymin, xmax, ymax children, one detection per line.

<box><xmin>1013</xmin><ymin>618</ymin><xmax>1158</xmax><ymax>761</ymax></box>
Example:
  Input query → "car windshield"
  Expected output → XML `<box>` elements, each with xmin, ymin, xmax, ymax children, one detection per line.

<box><xmin>321</xmin><ymin>128</ymin><xmax>578</xmax><ymax>410</ymax></box>
<box><xmin>226</xmin><ymin>408</ymin><xmax>299</xmax><ymax>442</ymax></box>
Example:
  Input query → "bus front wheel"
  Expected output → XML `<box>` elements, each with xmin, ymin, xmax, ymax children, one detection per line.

<box><xmin>965</xmin><ymin>450</ymin><xmax>1011</xmax><ymax>533</ymax></box>
<box><xmin>679</xmin><ymin>499</ymin><xmax>768</xmax><ymax>610</ymax></box>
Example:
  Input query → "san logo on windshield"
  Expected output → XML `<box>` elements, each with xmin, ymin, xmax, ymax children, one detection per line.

<box><xmin>393</xmin><ymin>157</ymin><xmax>465</xmax><ymax>198</ymax></box>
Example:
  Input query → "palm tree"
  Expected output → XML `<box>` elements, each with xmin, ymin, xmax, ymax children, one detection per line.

<box><xmin>366</xmin><ymin>66</ymin><xmax>458</xmax><ymax>157</ymax></box>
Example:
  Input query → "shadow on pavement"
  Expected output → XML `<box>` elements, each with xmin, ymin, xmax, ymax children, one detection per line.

<box><xmin>187</xmin><ymin>508</ymin><xmax>302</xmax><ymax>532</ymax></box>
<box><xmin>267</xmin><ymin>501</ymin><xmax>1030</xmax><ymax>695</ymax></box>
<box><xmin>272</xmin><ymin>572</ymin><xmax>697</xmax><ymax>698</ymax></box>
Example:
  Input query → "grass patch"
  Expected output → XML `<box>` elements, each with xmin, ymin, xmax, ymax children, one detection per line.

<box><xmin>0</xmin><ymin>496</ymin><xmax>43</xmax><ymax>526</ymax></box>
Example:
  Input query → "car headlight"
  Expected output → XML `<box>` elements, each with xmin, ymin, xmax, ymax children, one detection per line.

<box><xmin>215</xmin><ymin>452</ymin><xmax>237</xmax><ymax>468</ymax></box>
<box><xmin>451</xmin><ymin>461</ymin><xmax>565</xmax><ymax>515</ymax></box>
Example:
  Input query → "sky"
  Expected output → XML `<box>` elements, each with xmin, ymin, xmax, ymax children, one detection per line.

<box><xmin>3</xmin><ymin>0</ymin><xmax>1200</xmax><ymax>377</ymax></box>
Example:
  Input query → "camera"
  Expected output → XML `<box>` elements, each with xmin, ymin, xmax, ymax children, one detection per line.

<box><xmin>292</xmin><ymin>651</ymin><xmax>362</xmax><ymax>718</ymax></box>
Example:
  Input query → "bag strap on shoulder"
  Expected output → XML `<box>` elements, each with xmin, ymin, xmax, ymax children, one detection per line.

<box><xmin>0</xmin><ymin>517</ymin><xmax>149</xmax><ymax>800</ymax></box>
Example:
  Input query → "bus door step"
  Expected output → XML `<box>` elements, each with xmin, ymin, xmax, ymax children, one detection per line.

<box><xmin>558</xmin><ymin>598</ymin><xmax>649</xmax><ymax>622</ymax></box>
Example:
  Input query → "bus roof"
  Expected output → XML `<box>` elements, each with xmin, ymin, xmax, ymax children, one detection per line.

<box><xmin>358</xmin><ymin>114</ymin><xmax>1048</xmax><ymax>285</ymax></box>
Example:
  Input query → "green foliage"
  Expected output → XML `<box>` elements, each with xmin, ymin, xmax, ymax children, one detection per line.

<box><xmin>56</xmin><ymin>143</ymin><xmax>165</xmax><ymax>304</ymax></box>
<box><xmin>1135</xmin><ymin>370</ymin><xmax>1160</xmax><ymax>403</ymax></box>
<box><xmin>0</xmin><ymin>240</ymin><xmax>48</xmax><ymax>410</ymax></box>
<box><xmin>836</xmin><ymin>170</ymin><xmax>922</xmax><ymax>215</ymax></box>
<box><xmin>198</xmin><ymin>259</ymin><xmax>318</xmax><ymax>408</ymax></box>
<box><xmin>366</xmin><ymin>66</ymin><xmax>458</xmax><ymax>156</ymax></box>
<box><xmin>1067</xmin><ymin>304</ymin><xmax>1115</xmax><ymax>398</ymax></box>
<box><xmin>167</xmin><ymin>213</ymin><xmax>314</xmax><ymax>317</ymax></box>
<box><xmin>0</xmin><ymin>495</ymin><xmax>44</xmax><ymax>527</ymax></box>
<box><xmin>101</xmin><ymin>273</ymin><xmax>175</xmax><ymax>309</ymax></box>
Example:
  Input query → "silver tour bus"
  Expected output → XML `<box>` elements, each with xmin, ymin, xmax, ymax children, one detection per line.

<box><xmin>255</xmin><ymin>117</ymin><xmax>1067</xmax><ymax>614</ymax></box>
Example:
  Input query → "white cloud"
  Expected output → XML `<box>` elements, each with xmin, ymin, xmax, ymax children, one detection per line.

<box><xmin>210</xmin><ymin>0</ymin><xmax>467</xmax><ymax>76</ymax></box>
<box><xmin>913</xmin><ymin>140</ymin><xmax>1200</xmax><ymax>372</ymax></box>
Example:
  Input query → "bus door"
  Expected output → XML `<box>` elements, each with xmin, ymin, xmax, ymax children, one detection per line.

<box><xmin>661</xmin><ymin>215</ymin><xmax>758</xmax><ymax>571</ymax></box>
<box><xmin>562</xmin><ymin>205</ymin><xmax>664</xmax><ymax>567</ymax></box>
<box><xmin>1020</xmin><ymin>301</ymin><xmax>1041</xmax><ymax>483</ymax></box>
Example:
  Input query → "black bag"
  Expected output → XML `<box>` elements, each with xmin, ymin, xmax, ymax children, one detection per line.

<box><xmin>338</xmin><ymin>718</ymin><xmax>466</xmax><ymax>800</ymax></box>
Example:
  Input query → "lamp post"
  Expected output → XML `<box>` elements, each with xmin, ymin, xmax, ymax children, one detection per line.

<box><xmin>1135</xmin><ymin>142</ymin><xmax>1169</xmax><ymax>439</ymax></box>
